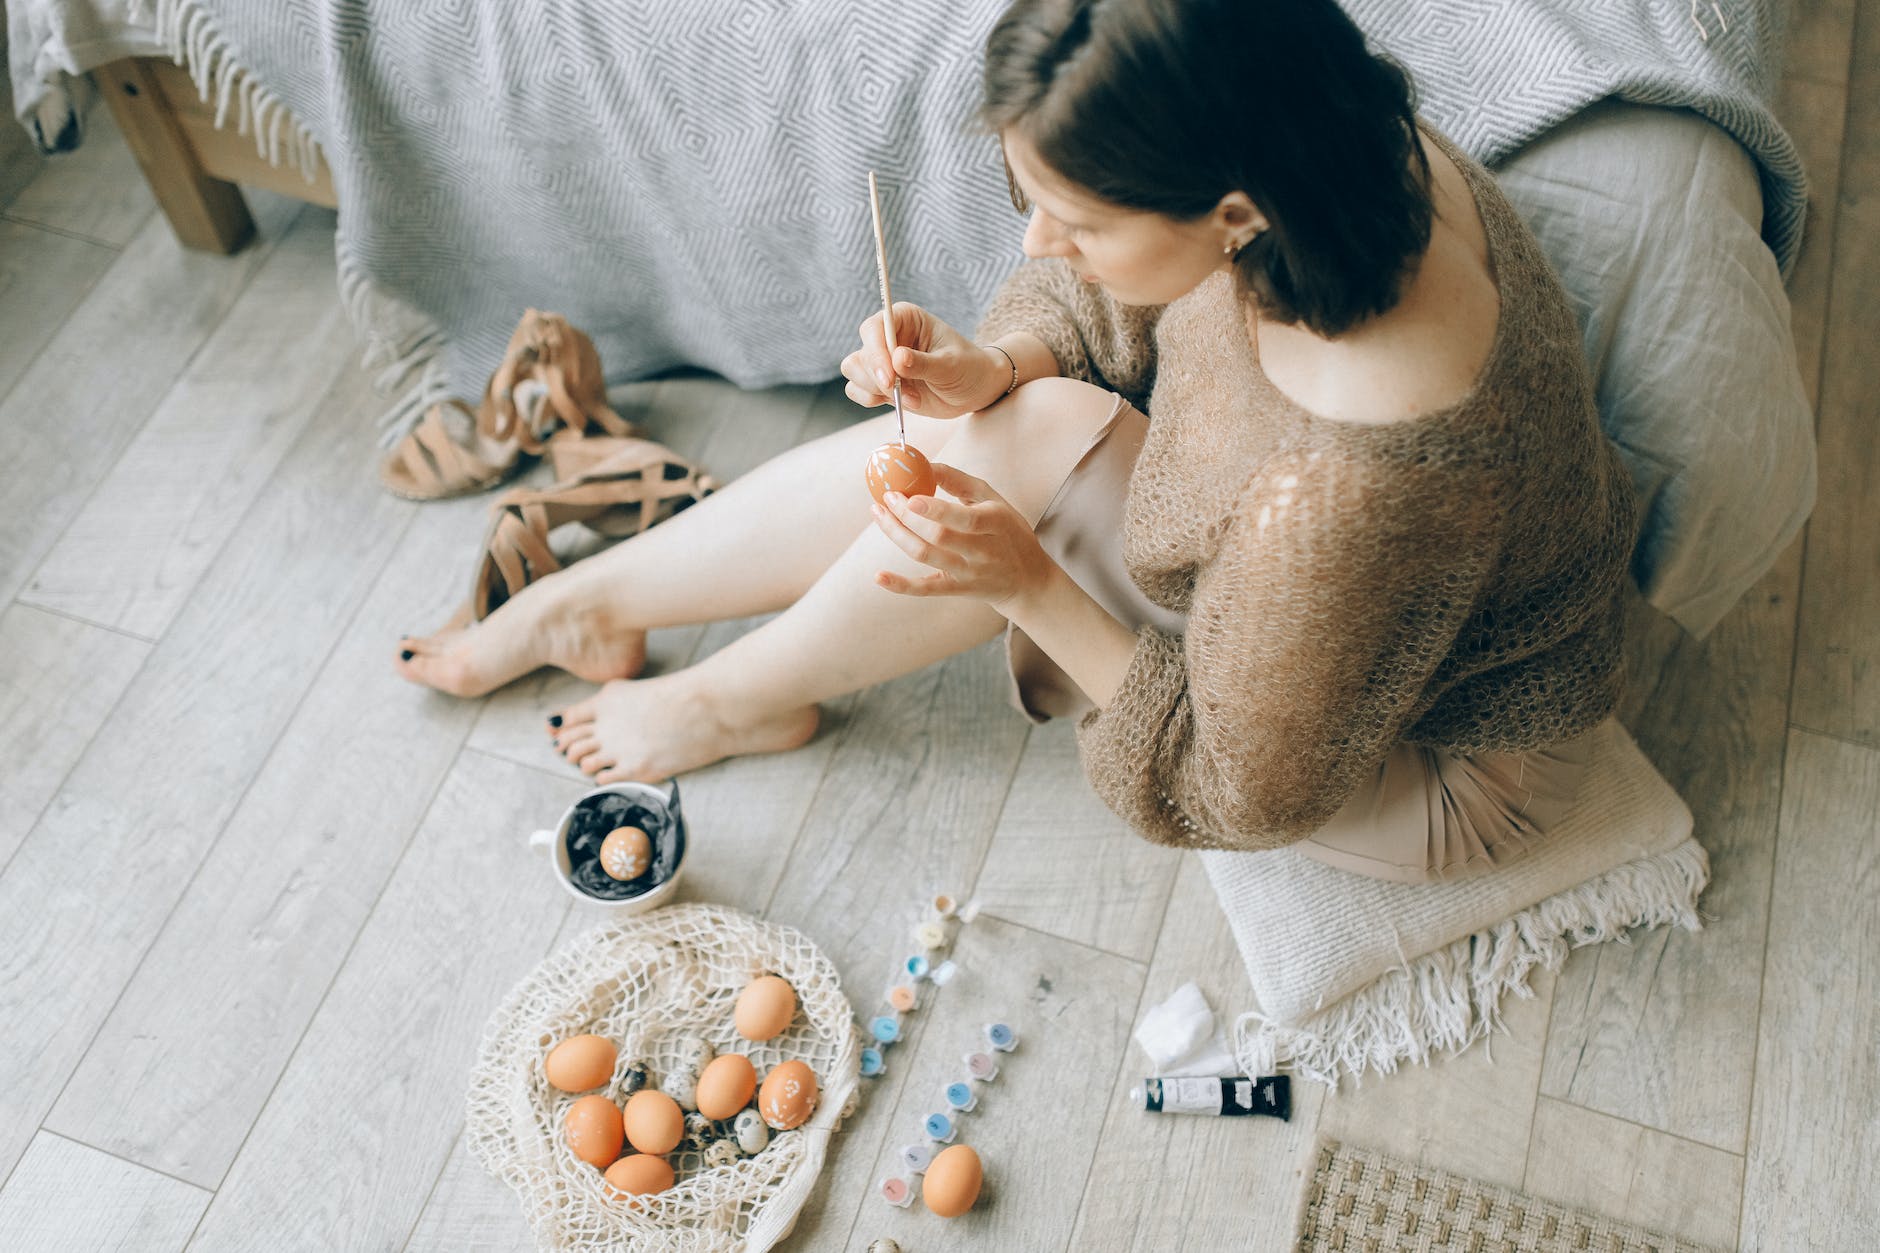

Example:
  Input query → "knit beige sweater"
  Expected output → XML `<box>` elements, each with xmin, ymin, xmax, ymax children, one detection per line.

<box><xmin>976</xmin><ymin>130</ymin><xmax>1637</xmax><ymax>852</ymax></box>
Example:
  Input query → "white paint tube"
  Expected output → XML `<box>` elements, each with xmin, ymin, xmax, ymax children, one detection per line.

<box><xmin>1129</xmin><ymin>1074</ymin><xmax>1291</xmax><ymax>1120</ymax></box>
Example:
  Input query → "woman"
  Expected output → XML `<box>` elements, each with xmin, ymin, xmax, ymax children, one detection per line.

<box><xmin>397</xmin><ymin>0</ymin><xmax>1635</xmax><ymax>883</ymax></box>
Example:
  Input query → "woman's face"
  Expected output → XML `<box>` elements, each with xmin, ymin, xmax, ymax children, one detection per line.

<box><xmin>1002</xmin><ymin>129</ymin><xmax>1258</xmax><ymax>307</ymax></box>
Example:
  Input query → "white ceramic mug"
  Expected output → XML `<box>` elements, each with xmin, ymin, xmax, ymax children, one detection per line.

<box><xmin>528</xmin><ymin>779</ymin><xmax>686</xmax><ymax>909</ymax></box>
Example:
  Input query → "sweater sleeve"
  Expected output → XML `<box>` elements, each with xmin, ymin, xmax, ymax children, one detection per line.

<box><xmin>975</xmin><ymin>258</ymin><xmax>1164</xmax><ymax>409</ymax></box>
<box><xmin>1074</xmin><ymin>446</ymin><xmax>1505</xmax><ymax>851</ymax></box>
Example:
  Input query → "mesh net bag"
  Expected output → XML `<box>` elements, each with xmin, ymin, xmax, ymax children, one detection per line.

<box><xmin>466</xmin><ymin>903</ymin><xmax>861</xmax><ymax>1252</ymax></box>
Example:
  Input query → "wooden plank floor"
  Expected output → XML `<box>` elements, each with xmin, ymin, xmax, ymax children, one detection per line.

<box><xmin>1</xmin><ymin>14</ymin><xmax>1874</xmax><ymax>1246</ymax></box>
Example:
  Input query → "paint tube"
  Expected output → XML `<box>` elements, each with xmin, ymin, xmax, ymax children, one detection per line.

<box><xmin>1129</xmin><ymin>1074</ymin><xmax>1290</xmax><ymax>1120</ymax></box>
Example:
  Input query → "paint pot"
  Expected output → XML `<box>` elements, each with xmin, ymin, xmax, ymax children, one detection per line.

<box><xmin>878</xmin><ymin>1176</ymin><xmax>914</xmax><ymax>1208</ymax></box>
<box><xmin>963</xmin><ymin>1051</ymin><xmax>999</xmax><ymax>1081</ymax></box>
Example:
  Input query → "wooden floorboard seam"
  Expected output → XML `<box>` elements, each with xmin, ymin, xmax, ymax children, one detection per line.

<box><xmin>25</xmin><ymin>493</ymin><xmax>424</xmax><ymax>1195</ymax></box>
<box><xmin>6</xmin><ymin>203</ymin><xmax>315</xmax><ymax>626</ymax></box>
<box><xmin>1785</xmin><ymin>719</ymin><xmax>1879</xmax><ymax>751</ymax></box>
<box><xmin>752</xmin><ymin>698</ymin><xmax>858</xmax><ymax>920</ymax></box>
<box><xmin>0</xmin><ymin>620</ymin><xmax>153</xmax><ymax>886</ymax></box>
<box><xmin>0</xmin><ymin>210</ymin><xmax>134</xmax><ymax>251</ymax></box>
<box><xmin>398</xmin><ymin>1121</ymin><xmax>472</xmax><ymax>1253</ymax></box>
<box><xmin>1518</xmin><ymin>956</ymin><xmax>1563</xmax><ymax>1187</ymax></box>
<box><xmin>966</xmin><ymin>907</ymin><xmax>1156</xmax><ymax>971</ymax></box>
<box><xmin>14</xmin><ymin>1129</ymin><xmax>205</xmax><ymax>1197</ymax></box>
<box><xmin>1732</xmin><ymin>41</ymin><xmax>1859</xmax><ymax>1224</ymax></box>
<box><xmin>177</xmin><ymin>700</ymin><xmax>484</xmax><ymax>1234</ymax></box>
<box><xmin>1058</xmin><ymin>861</ymin><xmax>1185</xmax><ymax>1253</ymax></box>
<box><xmin>394</xmin><ymin>894</ymin><xmax>582</xmax><ymax>1253</ymax></box>
<box><xmin>1</xmin><ymin>598</ymin><xmax>161</xmax><ymax>644</ymax></box>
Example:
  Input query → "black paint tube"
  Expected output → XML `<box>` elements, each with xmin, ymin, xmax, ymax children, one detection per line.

<box><xmin>1129</xmin><ymin>1074</ymin><xmax>1291</xmax><ymax>1120</ymax></box>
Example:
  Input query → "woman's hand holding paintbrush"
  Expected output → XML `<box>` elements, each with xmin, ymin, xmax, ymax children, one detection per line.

<box><xmin>844</xmin><ymin>173</ymin><xmax>1017</xmax><ymax>420</ymax></box>
<box><xmin>840</xmin><ymin>305</ymin><xmax>1014</xmax><ymax>419</ymax></box>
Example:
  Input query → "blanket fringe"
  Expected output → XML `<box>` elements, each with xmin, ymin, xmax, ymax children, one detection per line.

<box><xmin>1233</xmin><ymin>838</ymin><xmax>1712</xmax><ymax>1090</ymax></box>
<box><xmin>336</xmin><ymin>244</ymin><xmax>457</xmax><ymax>444</ymax></box>
<box><xmin>134</xmin><ymin>0</ymin><xmax>322</xmax><ymax>181</ymax></box>
<box><xmin>133</xmin><ymin>0</ymin><xmax>455</xmax><ymax>445</ymax></box>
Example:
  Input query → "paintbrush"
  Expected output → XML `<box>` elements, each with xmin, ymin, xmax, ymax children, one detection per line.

<box><xmin>867</xmin><ymin>170</ymin><xmax>906</xmax><ymax>444</ymax></box>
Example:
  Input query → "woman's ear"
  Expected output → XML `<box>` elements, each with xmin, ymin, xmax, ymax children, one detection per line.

<box><xmin>1217</xmin><ymin>191</ymin><xmax>1268</xmax><ymax>237</ymax></box>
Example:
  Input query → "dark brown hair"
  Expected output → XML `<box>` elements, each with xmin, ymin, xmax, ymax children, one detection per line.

<box><xmin>981</xmin><ymin>0</ymin><xmax>1432</xmax><ymax>337</ymax></box>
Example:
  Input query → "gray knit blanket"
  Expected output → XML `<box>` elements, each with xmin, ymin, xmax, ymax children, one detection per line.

<box><xmin>148</xmin><ymin>0</ymin><xmax>1804</xmax><ymax>428</ymax></box>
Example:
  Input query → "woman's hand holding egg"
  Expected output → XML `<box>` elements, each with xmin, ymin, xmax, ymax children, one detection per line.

<box><xmin>872</xmin><ymin>463</ymin><xmax>1056</xmax><ymax>613</ymax></box>
<box><xmin>842</xmin><ymin>302</ymin><xmax>1011</xmax><ymax>419</ymax></box>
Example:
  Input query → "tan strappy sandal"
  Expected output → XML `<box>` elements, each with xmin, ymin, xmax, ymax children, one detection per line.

<box><xmin>379</xmin><ymin>399</ymin><xmax>523</xmax><ymax>500</ymax></box>
<box><xmin>378</xmin><ymin>309</ymin><xmax>638</xmax><ymax>501</ymax></box>
<box><xmin>466</xmin><ymin>438</ymin><xmax>718</xmax><ymax>620</ymax></box>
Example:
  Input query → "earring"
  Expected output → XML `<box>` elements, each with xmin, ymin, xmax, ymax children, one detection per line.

<box><xmin>1224</xmin><ymin>233</ymin><xmax>1256</xmax><ymax>257</ymax></box>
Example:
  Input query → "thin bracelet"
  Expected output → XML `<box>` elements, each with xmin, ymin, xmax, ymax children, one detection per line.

<box><xmin>982</xmin><ymin>342</ymin><xmax>1019</xmax><ymax>398</ymax></box>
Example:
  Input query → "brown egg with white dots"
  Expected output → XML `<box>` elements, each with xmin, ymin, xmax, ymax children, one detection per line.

<box><xmin>600</xmin><ymin>825</ymin><xmax>651</xmax><ymax>880</ymax></box>
<box><xmin>758</xmin><ymin>1059</ymin><xmax>818</xmax><ymax>1130</ymax></box>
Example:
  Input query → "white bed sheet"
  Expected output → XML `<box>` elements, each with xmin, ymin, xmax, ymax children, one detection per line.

<box><xmin>7</xmin><ymin>0</ymin><xmax>161</xmax><ymax>119</ymax></box>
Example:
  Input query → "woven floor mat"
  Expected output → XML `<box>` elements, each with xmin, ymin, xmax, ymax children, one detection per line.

<box><xmin>1293</xmin><ymin>1138</ymin><xmax>1726</xmax><ymax>1253</ymax></box>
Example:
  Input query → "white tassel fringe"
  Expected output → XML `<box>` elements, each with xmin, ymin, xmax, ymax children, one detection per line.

<box><xmin>1234</xmin><ymin>838</ymin><xmax>1713</xmax><ymax>1089</ymax></box>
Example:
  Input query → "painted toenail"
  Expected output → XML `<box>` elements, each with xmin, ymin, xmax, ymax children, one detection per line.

<box><xmin>548</xmin><ymin>715</ymin><xmax>563</xmax><ymax>727</ymax></box>
<box><xmin>400</xmin><ymin>649</ymin><xmax>414</xmax><ymax>661</ymax></box>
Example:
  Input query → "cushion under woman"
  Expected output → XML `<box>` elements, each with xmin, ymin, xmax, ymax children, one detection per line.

<box><xmin>395</xmin><ymin>0</ymin><xmax>1636</xmax><ymax>883</ymax></box>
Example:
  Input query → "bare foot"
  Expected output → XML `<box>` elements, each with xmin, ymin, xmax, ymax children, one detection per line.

<box><xmin>548</xmin><ymin>668</ymin><xmax>819</xmax><ymax>781</ymax></box>
<box><xmin>394</xmin><ymin>573</ymin><xmax>645</xmax><ymax>698</ymax></box>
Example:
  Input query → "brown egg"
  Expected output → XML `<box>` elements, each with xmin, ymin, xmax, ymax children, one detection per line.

<box><xmin>923</xmin><ymin>1143</ymin><xmax>983</xmax><ymax>1217</ymax></box>
<box><xmin>602</xmin><ymin>1153</ymin><xmax>674</xmax><ymax>1200</ymax></box>
<box><xmin>757</xmin><ymin>1059</ymin><xmax>818</xmax><ymax>1130</ymax></box>
<box><xmin>544</xmin><ymin>1034</ymin><xmax>617</xmax><ymax>1092</ymax></box>
<box><xmin>623</xmin><ymin>1089</ymin><xmax>685</xmax><ymax>1155</ymax></box>
<box><xmin>694</xmin><ymin>1053</ymin><xmax>758</xmax><ymax>1120</ymax></box>
<box><xmin>865</xmin><ymin>442</ymin><xmax>937</xmax><ymax>507</ymax></box>
<box><xmin>599</xmin><ymin>825</ymin><xmax>651</xmax><ymax>880</ymax></box>
<box><xmin>564</xmin><ymin>1094</ymin><xmax>624</xmax><ymax>1169</ymax></box>
<box><xmin>734</xmin><ymin>975</ymin><xmax>797</xmax><ymax>1041</ymax></box>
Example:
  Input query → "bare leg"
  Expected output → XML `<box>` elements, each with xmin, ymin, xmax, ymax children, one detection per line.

<box><xmin>549</xmin><ymin>379</ymin><xmax>1125</xmax><ymax>781</ymax></box>
<box><xmin>396</xmin><ymin>404</ymin><xmax>959</xmax><ymax>696</ymax></box>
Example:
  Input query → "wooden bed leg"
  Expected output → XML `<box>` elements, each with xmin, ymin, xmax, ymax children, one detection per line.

<box><xmin>97</xmin><ymin>58</ymin><xmax>255</xmax><ymax>254</ymax></box>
